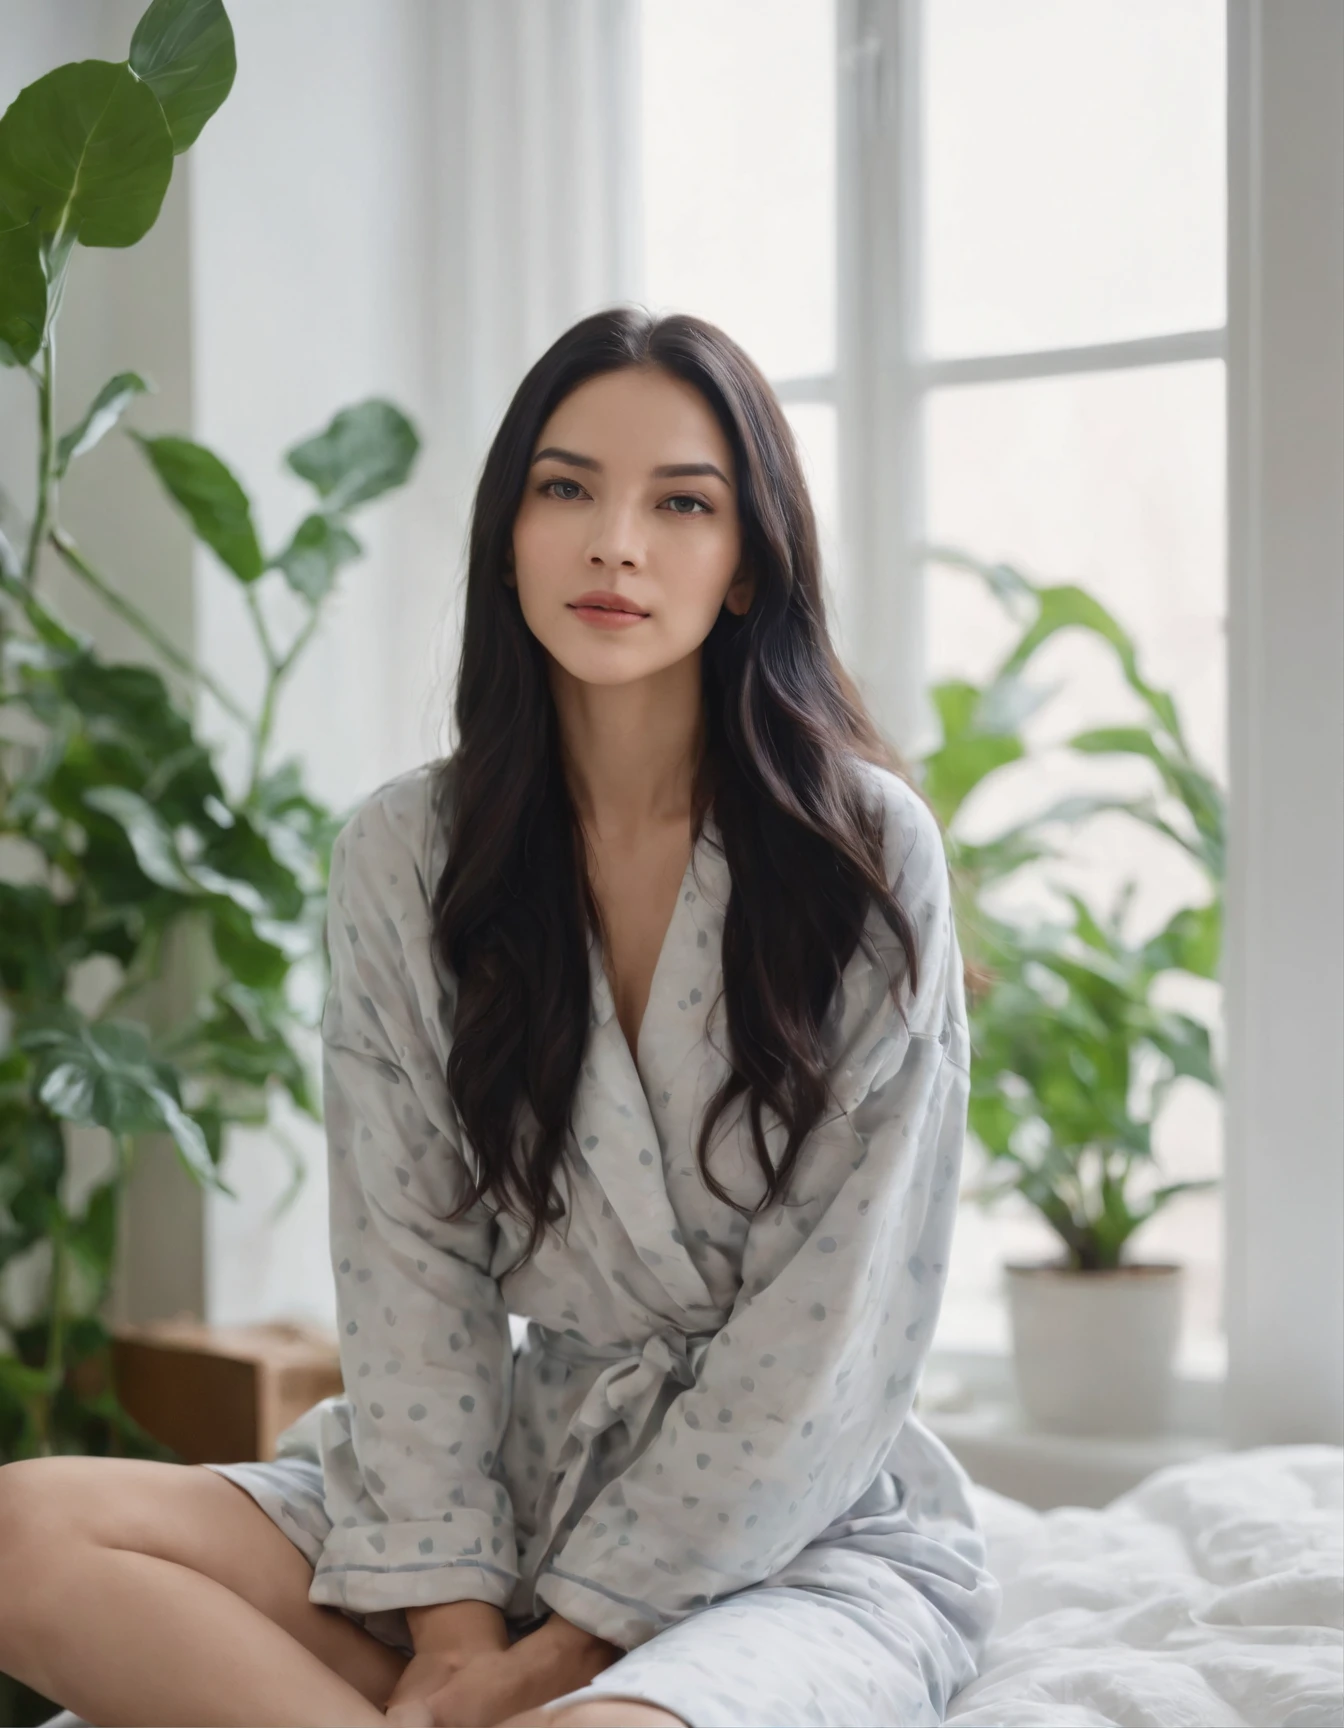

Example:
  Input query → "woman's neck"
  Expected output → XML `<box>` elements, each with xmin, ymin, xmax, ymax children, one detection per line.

<box><xmin>550</xmin><ymin>653</ymin><xmax>703</xmax><ymax>839</ymax></box>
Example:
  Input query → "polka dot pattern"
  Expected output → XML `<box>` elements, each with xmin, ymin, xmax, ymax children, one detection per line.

<box><xmin>203</xmin><ymin>757</ymin><xmax>1002</xmax><ymax>1725</ymax></box>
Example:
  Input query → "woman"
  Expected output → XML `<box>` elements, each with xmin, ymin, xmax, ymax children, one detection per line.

<box><xmin>0</xmin><ymin>308</ymin><xmax>1000</xmax><ymax>1728</ymax></box>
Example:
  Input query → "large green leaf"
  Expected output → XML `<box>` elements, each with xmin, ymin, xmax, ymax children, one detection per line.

<box><xmin>128</xmin><ymin>0</ymin><xmax>237</xmax><ymax>154</ymax></box>
<box><xmin>199</xmin><ymin>812</ymin><xmax>307</xmax><ymax>921</ymax></box>
<box><xmin>929</xmin><ymin>679</ymin><xmax>980</xmax><ymax>745</ymax></box>
<box><xmin>0</xmin><ymin>214</ymin><xmax>46</xmax><ymax>367</ymax></box>
<box><xmin>1069</xmin><ymin>726</ymin><xmax>1225</xmax><ymax>876</ymax></box>
<box><xmin>922</xmin><ymin>732</ymin><xmax>1022</xmax><ymax>823</ymax></box>
<box><xmin>8</xmin><ymin>651</ymin><xmax>228</xmax><ymax>873</ymax></box>
<box><xmin>80</xmin><ymin>785</ymin><xmax>197</xmax><ymax>895</ymax></box>
<box><xmin>81</xmin><ymin>785</ymin><xmax>306</xmax><ymax>922</ymax></box>
<box><xmin>270</xmin><ymin>513</ymin><xmax>363</xmax><ymax>604</ymax></box>
<box><xmin>974</xmin><ymin>668</ymin><xmax>1064</xmax><ymax>737</ymax></box>
<box><xmin>130</xmin><ymin>433</ymin><xmax>264</xmax><ymax>581</ymax></box>
<box><xmin>285</xmin><ymin>400</ymin><xmax>421</xmax><ymax>513</ymax></box>
<box><xmin>15</xmin><ymin>1008</ymin><xmax>232</xmax><ymax>1195</ymax></box>
<box><xmin>928</xmin><ymin>547</ymin><xmax>1192</xmax><ymax>754</ymax></box>
<box><xmin>208</xmin><ymin>901</ymin><xmax>293</xmax><ymax>991</ymax></box>
<box><xmin>156</xmin><ymin>981</ymin><xmax>317</xmax><ymax>1117</ymax></box>
<box><xmin>0</xmin><ymin>1358</ymin><xmax>55</xmax><ymax>1401</ymax></box>
<box><xmin>0</xmin><ymin>883</ymin><xmax>80</xmax><ymax>999</ymax></box>
<box><xmin>13</xmin><ymin>1114</ymin><xmax>66</xmax><ymax>1199</ymax></box>
<box><xmin>1136</xmin><ymin>1008</ymin><xmax>1218</xmax><ymax>1089</ymax></box>
<box><xmin>999</xmin><ymin>583</ymin><xmax>1185</xmax><ymax>749</ymax></box>
<box><xmin>1140</xmin><ymin>900</ymin><xmax>1221</xmax><ymax>980</ymax></box>
<box><xmin>0</xmin><ymin>61</ymin><xmax>173</xmax><ymax>248</ymax></box>
<box><xmin>57</xmin><ymin>649</ymin><xmax>196</xmax><ymax>760</ymax></box>
<box><xmin>56</xmin><ymin>372</ymin><xmax>153</xmax><ymax>475</ymax></box>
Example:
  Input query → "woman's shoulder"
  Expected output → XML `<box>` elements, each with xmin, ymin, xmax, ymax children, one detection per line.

<box><xmin>845</xmin><ymin>753</ymin><xmax>948</xmax><ymax>904</ymax></box>
<box><xmin>331</xmin><ymin>754</ymin><xmax>457</xmax><ymax>900</ymax></box>
<box><xmin>843</xmin><ymin>755</ymin><xmax>963</xmax><ymax>1048</ymax></box>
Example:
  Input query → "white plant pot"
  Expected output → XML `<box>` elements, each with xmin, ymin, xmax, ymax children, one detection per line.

<box><xmin>1003</xmin><ymin>1259</ymin><xmax>1185</xmax><ymax>1438</ymax></box>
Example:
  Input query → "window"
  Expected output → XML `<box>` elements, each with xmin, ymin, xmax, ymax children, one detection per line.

<box><xmin>920</xmin><ymin>0</ymin><xmax>1227</xmax><ymax>1375</ymax></box>
<box><xmin>638</xmin><ymin>0</ymin><xmax>843</xmax><ymax>623</ymax></box>
<box><xmin>638</xmin><ymin>0</ymin><xmax>1227</xmax><ymax>1377</ymax></box>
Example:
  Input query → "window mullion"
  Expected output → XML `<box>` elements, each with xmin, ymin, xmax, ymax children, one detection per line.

<box><xmin>836</xmin><ymin>0</ymin><xmax>934</xmax><ymax>761</ymax></box>
<box><xmin>921</xmin><ymin>326</ymin><xmax>1229</xmax><ymax>393</ymax></box>
<box><xmin>770</xmin><ymin>374</ymin><xmax>837</xmax><ymax>405</ymax></box>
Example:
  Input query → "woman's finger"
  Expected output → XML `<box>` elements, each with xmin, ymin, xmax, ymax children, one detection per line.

<box><xmin>384</xmin><ymin>1698</ymin><xmax>436</xmax><ymax>1726</ymax></box>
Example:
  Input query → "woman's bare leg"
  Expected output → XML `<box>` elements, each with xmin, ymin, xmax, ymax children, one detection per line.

<box><xmin>0</xmin><ymin>1456</ymin><xmax>411</xmax><ymax>1728</ymax></box>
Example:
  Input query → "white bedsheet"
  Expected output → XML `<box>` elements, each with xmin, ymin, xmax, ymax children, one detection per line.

<box><xmin>949</xmin><ymin>1443</ymin><xmax>1343</xmax><ymax>1728</ymax></box>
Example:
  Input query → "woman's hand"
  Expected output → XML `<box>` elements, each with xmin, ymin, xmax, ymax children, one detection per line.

<box><xmin>385</xmin><ymin>1600</ymin><xmax>514</xmax><ymax>1722</ymax></box>
<box><xmin>383</xmin><ymin>1647</ymin><xmax>483</xmax><ymax>1725</ymax></box>
<box><xmin>382</xmin><ymin>1613</ymin><xmax>623</xmax><ymax>1727</ymax></box>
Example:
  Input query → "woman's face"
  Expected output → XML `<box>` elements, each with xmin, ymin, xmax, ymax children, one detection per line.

<box><xmin>510</xmin><ymin>364</ymin><xmax>748</xmax><ymax>689</ymax></box>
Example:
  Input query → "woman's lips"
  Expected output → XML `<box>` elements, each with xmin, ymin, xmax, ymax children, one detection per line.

<box><xmin>569</xmin><ymin>605</ymin><xmax>648</xmax><ymax>629</ymax></box>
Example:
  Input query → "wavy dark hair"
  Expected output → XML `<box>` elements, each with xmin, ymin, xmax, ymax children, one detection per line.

<box><xmin>430</xmin><ymin>306</ymin><xmax>937</xmax><ymax>1268</ymax></box>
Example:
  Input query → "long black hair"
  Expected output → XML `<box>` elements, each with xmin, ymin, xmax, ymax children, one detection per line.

<box><xmin>431</xmin><ymin>306</ymin><xmax>933</xmax><ymax>1267</ymax></box>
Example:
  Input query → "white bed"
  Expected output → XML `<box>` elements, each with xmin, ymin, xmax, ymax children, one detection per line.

<box><xmin>36</xmin><ymin>1443</ymin><xmax>1343</xmax><ymax>1727</ymax></box>
<box><xmin>948</xmin><ymin>1442</ymin><xmax>1343</xmax><ymax>1728</ymax></box>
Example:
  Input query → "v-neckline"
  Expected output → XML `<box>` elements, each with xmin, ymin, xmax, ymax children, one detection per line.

<box><xmin>628</xmin><ymin>840</ymin><xmax>697</xmax><ymax>1072</ymax></box>
<box><xmin>590</xmin><ymin>834</ymin><xmax>699</xmax><ymax>1077</ymax></box>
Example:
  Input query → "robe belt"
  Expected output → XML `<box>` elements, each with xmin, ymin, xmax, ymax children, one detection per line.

<box><xmin>523</xmin><ymin>1320</ymin><xmax>718</xmax><ymax>1572</ymax></box>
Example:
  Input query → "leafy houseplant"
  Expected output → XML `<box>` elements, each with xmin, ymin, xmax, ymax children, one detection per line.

<box><xmin>0</xmin><ymin>0</ymin><xmax>421</xmax><ymax>1480</ymax></box>
<box><xmin>916</xmin><ymin>546</ymin><xmax>1224</xmax><ymax>1435</ymax></box>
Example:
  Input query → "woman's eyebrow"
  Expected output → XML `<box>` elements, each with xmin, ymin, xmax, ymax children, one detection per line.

<box><xmin>530</xmin><ymin>445</ymin><xmax>731</xmax><ymax>487</ymax></box>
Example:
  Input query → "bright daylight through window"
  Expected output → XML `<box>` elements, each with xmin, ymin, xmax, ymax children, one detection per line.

<box><xmin>638</xmin><ymin>0</ymin><xmax>1227</xmax><ymax>1376</ymax></box>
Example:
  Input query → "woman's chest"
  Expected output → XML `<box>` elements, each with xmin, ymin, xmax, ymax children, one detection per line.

<box><xmin>491</xmin><ymin>862</ymin><xmax>780</xmax><ymax>1319</ymax></box>
<box><xmin>585</xmin><ymin>821</ymin><xmax>693</xmax><ymax>1061</ymax></box>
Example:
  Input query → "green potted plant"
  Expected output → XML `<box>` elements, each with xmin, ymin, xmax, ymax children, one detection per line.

<box><xmin>917</xmin><ymin>547</ymin><xmax>1223</xmax><ymax>1437</ymax></box>
<box><xmin>0</xmin><ymin>0</ymin><xmax>421</xmax><ymax>1473</ymax></box>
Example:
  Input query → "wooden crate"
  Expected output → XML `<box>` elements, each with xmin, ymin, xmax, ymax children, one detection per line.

<box><xmin>109</xmin><ymin>1318</ymin><xmax>344</xmax><ymax>1465</ymax></box>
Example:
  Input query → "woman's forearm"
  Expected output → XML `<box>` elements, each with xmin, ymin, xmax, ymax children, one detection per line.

<box><xmin>524</xmin><ymin>1609</ymin><xmax>621</xmax><ymax>1664</ymax></box>
<box><xmin>404</xmin><ymin>1598</ymin><xmax>510</xmax><ymax>1654</ymax></box>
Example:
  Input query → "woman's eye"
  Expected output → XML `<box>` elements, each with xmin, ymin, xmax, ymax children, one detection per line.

<box><xmin>539</xmin><ymin>478</ymin><xmax>709</xmax><ymax>515</ymax></box>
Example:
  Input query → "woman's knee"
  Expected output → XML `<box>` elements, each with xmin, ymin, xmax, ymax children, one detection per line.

<box><xmin>0</xmin><ymin>1457</ymin><xmax>84</xmax><ymax>1570</ymax></box>
<box><xmin>0</xmin><ymin>1455</ymin><xmax>312</xmax><ymax>1616</ymax></box>
<box><xmin>0</xmin><ymin>1458</ymin><xmax>95</xmax><ymax>1637</ymax></box>
<box><xmin>0</xmin><ymin>1455</ymin><xmax>410</xmax><ymax>1709</ymax></box>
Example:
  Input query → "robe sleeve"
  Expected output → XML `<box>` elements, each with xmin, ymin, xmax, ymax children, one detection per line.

<box><xmin>534</xmin><ymin>775</ymin><xmax>993</xmax><ymax>1653</ymax></box>
<box><xmin>306</xmin><ymin>786</ymin><xmax>520</xmax><ymax>1615</ymax></box>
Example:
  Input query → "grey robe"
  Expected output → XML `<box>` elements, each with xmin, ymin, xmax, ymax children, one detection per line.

<box><xmin>206</xmin><ymin>755</ymin><xmax>1001</xmax><ymax>1723</ymax></box>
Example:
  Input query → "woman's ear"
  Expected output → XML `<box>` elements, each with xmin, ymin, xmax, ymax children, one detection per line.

<box><xmin>502</xmin><ymin>551</ymin><xmax>517</xmax><ymax>590</ymax></box>
<box><xmin>723</xmin><ymin>567</ymin><xmax>754</xmax><ymax>617</ymax></box>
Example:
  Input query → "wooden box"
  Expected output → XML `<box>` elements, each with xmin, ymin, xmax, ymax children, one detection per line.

<box><xmin>109</xmin><ymin>1318</ymin><xmax>345</xmax><ymax>1465</ymax></box>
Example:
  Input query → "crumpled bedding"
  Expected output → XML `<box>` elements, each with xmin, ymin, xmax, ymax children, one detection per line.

<box><xmin>948</xmin><ymin>1443</ymin><xmax>1343</xmax><ymax>1728</ymax></box>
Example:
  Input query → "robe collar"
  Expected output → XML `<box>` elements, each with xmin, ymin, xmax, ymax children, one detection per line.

<box><xmin>573</xmin><ymin>813</ymin><xmax>731</xmax><ymax>1316</ymax></box>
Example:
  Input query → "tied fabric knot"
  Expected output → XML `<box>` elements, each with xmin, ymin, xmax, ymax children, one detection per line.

<box><xmin>524</xmin><ymin>1321</ymin><xmax>717</xmax><ymax>1576</ymax></box>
